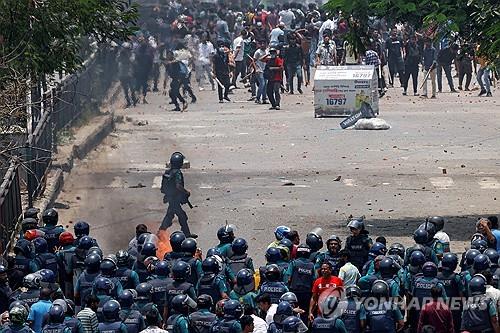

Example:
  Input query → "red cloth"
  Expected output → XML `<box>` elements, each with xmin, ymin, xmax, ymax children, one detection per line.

<box><xmin>311</xmin><ymin>276</ymin><xmax>343</xmax><ymax>295</ymax></box>
<box><xmin>269</xmin><ymin>57</ymin><xmax>284</xmax><ymax>82</ymax></box>
<box><xmin>417</xmin><ymin>301</ymin><xmax>454</xmax><ymax>333</ymax></box>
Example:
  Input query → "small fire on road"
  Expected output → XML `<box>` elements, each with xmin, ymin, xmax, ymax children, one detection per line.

<box><xmin>156</xmin><ymin>229</ymin><xmax>172</xmax><ymax>258</ymax></box>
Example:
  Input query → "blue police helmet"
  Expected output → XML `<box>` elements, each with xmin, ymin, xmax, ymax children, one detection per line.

<box><xmin>201</xmin><ymin>256</ymin><xmax>220</xmax><ymax>274</ymax></box>
<box><xmin>118</xmin><ymin>290</ymin><xmax>134</xmax><ymax>308</ymax></box>
<box><xmin>409</xmin><ymin>250</ymin><xmax>426</xmax><ymax>267</ymax></box>
<box><xmin>223</xmin><ymin>299</ymin><xmax>243</xmax><ymax>319</ymax></box>
<box><xmin>265</xmin><ymin>247</ymin><xmax>282</xmax><ymax>263</ymax></box>
<box><xmin>473</xmin><ymin>254</ymin><xmax>491</xmax><ymax>272</ymax></box>
<box><xmin>231</xmin><ymin>238</ymin><xmax>248</xmax><ymax>255</ymax></box>
<box><xmin>155</xmin><ymin>260</ymin><xmax>170</xmax><ymax>277</ymax></box>
<box><xmin>102</xmin><ymin>300</ymin><xmax>121</xmax><ymax>321</ymax></box>
<box><xmin>422</xmin><ymin>262</ymin><xmax>438</xmax><ymax>277</ymax></box>
<box><xmin>172</xmin><ymin>260</ymin><xmax>191</xmax><ymax>280</ymax></box>
<box><xmin>440</xmin><ymin>253</ymin><xmax>458</xmax><ymax>271</ymax></box>
<box><xmin>32</xmin><ymin>237</ymin><xmax>48</xmax><ymax>254</ymax></box>
<box><xmin>48</xmin><ymin>304</ymin><xmax>65</xmax><ymax>323</ymax></box>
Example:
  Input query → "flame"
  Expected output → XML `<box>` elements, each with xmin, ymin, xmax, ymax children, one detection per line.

<box><xmin>156</xmin><ymin>229</ymin><xmax>172</xmax><ymax>259</ymax></box>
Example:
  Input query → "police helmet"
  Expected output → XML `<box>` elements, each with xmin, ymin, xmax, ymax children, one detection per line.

<box><xmin>23</xmin><ymin>273</ymin><xmax>41</xmax><ymax>288</ymax></box>
<box><xmin>14</xmin><ymin>239</ymin><xmax>34</xmax><ymax>256</ymax></box>
<box><xmin>223</xmin><ymin>299</ymin><xmax>243</xmax><ymax>319</ymax></box>
<box><xmin>326</xmin><ymin>235</ymin><xmax>342</xmax><ymax>246</ymax></box>
<box><xmin>74</xmin><ymin>220</ymin><xmax>90</xmax><ymax>237</ymax></box>
<box><xmin>418</xmin><ymin>222</ymin><xmax>437</xmax><ymax>240</ymax></box>
<box><xmin>422</xmin><ymin>262</ymin><xmax>438</xmax><ymax>277</ymax></box>
<box><xmin>388</xmin><ymin>243</ymin><xmax>405</xmax><ymax>259</ymax></box>
<box><xmin>206</xmin><ymin>247</ymin><xmax>222</xmax><ymax>258</ymax></box>
<box><xmin>279</xmin><ymin>292</ymin><xmax>298</xmax><ymax>307</ymax></box>
<box><xmin>295</xmin><ymin>244</ymin><xmax>311</xmax><ymax>258</ymax></box>
<box><xmin>279</xmin><ymin>238</ymin><xmax>293</xmax><ymax>252</ymax></box>
<box><xmin>471</xmin><ymin>233</ymin><xmax>486</xmax><ymax>243</ymax></box>
<box><xmin>52</xmin><ymin>299</ymin><xmax>68</xmax><ymax>313</ymax></box>
<box><xmin>413</xmin><ymin>229</ymin><xmax>429</xmax><ymax>245</ymax></box>
<box><xmin>169</xmin><ymin>231</ymin><xmax>186</xmax><ymax>252</ymax></box>
<box><xmin>141</xmin><ymin>242</ymin><xmax>157</xmax><ymax>257</ymax></box>
<box><xmin>473</xmin><ymin>254</ymin><xmax>491</xmax><ymax>272</ymax></box>
<box><xmin>274</xmin><ymin>226</ymin><xmax>291</xmax><ymax>241</ymax></box>
<box><xmin>181</xmin><ymin>238</ymin><xmax>197</xmax><ymax>255</ymax></box>
<box><xmin>201</xmin><ymin>257</ymin><xmax>220</xmax><ymax>275</ymax></box>
<box><xmin>197</xmin><ymin>294</ymin><xmax>214</xmax><ymax>309</ymax></box>
<box><xmin>345</xmin><ymin>285</ymin><xmax>362</xmax><ymax>298</ymax></box>
<box><xmin>59</xmin><ymin>231</ymin><xmax>75</xmax><ymax>246</ymax></box>
<box><xmin>347</xmin><ymin>217</ymin><xmax>364</xmax><ymax>230</ymax></box>
<box><xmin>371</xmin><ymin>280</ymin><xmax>390</xmax><ymax>298</ymax></box>
<box><xmin>440</xmin><ymin>253</ymin><xmax>458</xmax><ymax>271</ymax></box>
<box><xmin>78</xmin><ymin>236</ymin><xmax>95</xmax><ymax>250</ymax></box>
<box><xmin>264</xmin><ymin>264</ymin><xmax>281</xmax><ymax>281</ymax></box>
<box><xmin>484</xmin><ymin>249</ymin><xmax>499</xmax><ymax>268</ymax></box>
<box><xmin>116</xmin><ymin>250</ymin><xmax>130</xmax><ymax>267</ymax></box>
<box><xmin>468</xmin><ymin>275</ymin><xmax>486</xmax><ymax>296</ymax></box>
<box><xmin>155</xmin><ymin>260</ymin><xmax>170</xmax><ymax>277</ymax></box>
<box><xmin>281</xmin><ymin>316</ymin><xmax>308</xmax><ymax>333</ymax></box>
<box><xmin>137</xmin><ymin>233</ymin><xmax>151</xmax><ymax>254</ymax></box>
<box><xmin>65</xmin><ymin>300</ymin><xmax>75</xmax><ymax>316</ymax></box>
<box><xmin>172</xmin><ymin>260</ymin><xmax>191</xmax><ymax>280</ymax></box>
<box><xmin>21</xmin><ymin>218</ymin><xmax>38</xmax><ymax>232</ymax></box>
<box><xmin>274</xmin><ymin>301</ymin><xmax>293</xmax><ymax>324</ymax></box>
<box><xmin>9</xmin><ymin>301</ymin><xmax>29</xmax><ymax>313</ymax></box>
<box><xmin>427</xmin><ymin>216</ymin><xmax>445</xmax><ymax>231</ymax></box>
<box><xmin>23</xmin><ymin>207</ymin><xmax>40</xmax><ymax>220</ymax></box>
<box><xmin>85</xmin><ymin>254</ymin><xmax>101</xmax><ymax>272</ymax></box>
<box><xmin>265</xmin><ymin>247</ymin><xmax>282</xmax><ymax>263</ymax></box>
<box><xmin>33</xmin><ymin>237</ymin><xmax>48</xmax><ymax>253</ymax></box>
<box><xmin>9</xmin><ymin>306</ymin><xmax>28</xmax><ymax>325</ymax></box>
<box><xmin>135</xmin><ymin>283</ymin><xmax>153</xmax><ymax>300</ymax></box>
<box><xmin>235</xmin><ymin>268</ymin><xmax>254</xmax><ymax>294</ymax></box>
<box><xmin>39</xmin><ymin>268</ymin><xmax>56</xmax><ymax>283</ymax></box>
<box><xmin>379</xmin><ymin>257</ymin><xmax>397</xmax><ymax>278</ymax></box>
<box><xmin>231</xmin><ymin>238</ymin><xmax>248</xmax><ymax>255</ymax></box>
<box><xmin>409</xmin><ymin>250</ymin><xmax>426</xmax><ymax>267</ymax></box>
<box><xmin>42</xmin><ymin>208</ymin><xmax>58</xmax><ymax>225</ymax></box>
<box><xmin>170</xmin><ymin>152</ymin><xmax>185</xmax><ymax>168</ymax></box>
<box><xmin>118</xmin><ymin>290</ymin><xmax>134</xmax><ymax>308</ymax></box>
<box><xmin>305</xmin><ymin>232</ymin><xmax>323</xmax><ymax>252</ymax></box>
<box><xmin>94</xmin><ymin>277</ymin><xmax>113</xmax><ymax>294</ymax></box>
<box><xmin>465</xmin><ymin>249</ymin><xmax>481</xmax><ymax>266</ymax></box>
<box><xmin>49</xmin><ymin>304</ymin><xmax>65</xmax><ymax>323</ymax></box>
<box><xmin>172</xmin><ymin>294</ymin><xmax>196</xmax><ymax>314</ymax></box>
<box><xmin>471</xmin><ymin>239</ymin><xmax>488</xmax><ymax>253</ymax></box>
<box><xmin>88</xmin><ymin>246</ymin><xmax>103</xmax><ymax>259</ymax></box>
<box><xmin>369</xmin><ymin>242</ymin><xmax>387</xmax><ymax>258</ymax></box>
<box><xmin>102</xmin><ymin>300</ymin><xmax>121</xmax><ymax>321</ymax></box>
<box><xmin>217</xmin><ymin>225</ymin><xmax>235</xmax><ymax>244</ymax></box>
<box><xmin>100</xmin><ymin>259</ymin><xmax>117</xmax><ymax>277</ymax></box>
<box><xmin>320</xmin><ymin>296</ymin><xmax>339</xmax><ymax>319</ymax></box>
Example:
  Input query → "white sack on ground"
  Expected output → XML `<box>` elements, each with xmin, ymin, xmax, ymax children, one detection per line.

<box><xmin>354</xmin><ymin>118</ymin><xmax>391</xmax><ymax>130</ymax></box>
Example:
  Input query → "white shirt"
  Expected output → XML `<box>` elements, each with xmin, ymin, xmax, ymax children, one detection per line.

<box><xmin>198</xmin><ymin>41</ymin><xmax>215</xmax><ymax>65</ymax></box>
<box><xmin>339</xmin><ymin>262</ymin><xmax>361</xmax><ymax>287</ymax></box>
<box><xmin>279</xmin><ymin>10</ymin><xmax>295</xmax><ymax>28</ymax></box>
<box><xmin>233</xmin><ymin>36</ymin><xmax>244</xmax><ymax>62</ymax></box>
<box><xmin>265</xmin><ymin>304</ymin><xmax>278</xmax><ymax>325</ymax></box>
<box><xmin>140</xmin><ymin>326</ymin><xmax>167</xmax><ymax>333</ymax></box>
<box><xmin>270</xmin><ymin>28</ymin><xmax>284</xmax><ymax>45</ymax></box>
<box><xmin>485</xmin><ymin>285</ymin><xmax>500</xmax><ymax>311</ymax></box>
<box><xmin>253</xmin><ymin>48</ymin><xmax>267</xmax><ymax>72</ymax></box>
<box><xmin>251</xmin><ymin>314</ymin><xmax>268</xmax><ymax>333</ymax></box>
<box><xmin>319</xmin><ymin>19</ymin><xmax>338</xmax><ymax>37</ymax></box>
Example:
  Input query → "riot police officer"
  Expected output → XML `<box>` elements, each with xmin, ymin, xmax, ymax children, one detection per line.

<box><xmin>338</xmin><ymin>285</ymin><xmax>365</xmax><ymax>332</ymax></box>
<box><xmin>118</xmin><ymin>290</ymin><xmax>145</xmax><ymax>333</ymax></box>
<box><xmin>2</xmin><ymin>305</ymin><xmax>31</xmax><ymax>333</ymax></box>
<box><xmin>404</xmin><ymin>229</ymin><xmax>438</xmax><ymax>265</ymax></box>
<box><xmin>197</xmin><ymin>257</ymin><xmax>229</xmax><ymax>305</ymax></box>
<box><xmin>134</xmin><ymin>282</ymin><xmax>156</xmax><ymax>316</ymax></box>
<box><xmin>57</xmin><ymin>231</ymin><xmax>76</xmax><ymax>298</ymax></box>
<box><xmin>189</xmin><ymin>295</ymin><xmax>217</xmax><ymax>333</ymax></box>
<box><xmin>460</xmin><ymin>275</ymin><xmax>499</xmax><ymax>333</ymax></box>
<box><xmin>364</xmin><ymin>280</ymin><xmax>404</xmax><ymax>333</ymax></box>
<box><xmin>40</xmin><ymin>208</ymin><xmax>65</xmax><ymax>253</ymax></box>
<box><xmin>0</xmin><ymin>265</ymin><xmax>11</xmax><ymax>313</ymax></box>
<box><xmin>305</xmin><ymin>231</ymin><xmax>324</xmax><ymax>264</ymax></box>
<box><xmin>166</xmin><ymin>294</ymin><xmax>197</xmax><ymax>333</ymax></box>
<box><xmin>74</xmin><ymin>253</ymin><xmax>101</xmax><ymax>307</ymax></box>
<box><xmin>228</xmin><ymin>238</ymin><xmax>254</xmax><ymax>276</ymax></box>
<box><xmin>160</xmin><ymin>152</ymin><xmax>194</xmax><ymax>237</ymax></box>
<box><xmin>379</xmin><ymin>257</ymin><xmax>401</xmax><ymax>297</ymax></box>
<box><xmin>210</xmin><ymin>299</ymin><xmax>243</xmax><ymax>333</ymax></box>
<box><xmin>315</xmin><ymin>235</ymin><xmax>342</xmax><ymax>275</ymax></box>
<box><xmin>115</xmin><ymin>250</ymin><xmax>140</xmax><ymax>290</ymax></box>
<box><xmin>9</xmin><ymin>273</ymin><xmax>41</xmax><ymax>308</ymax></box>
<box><xmin>98</xmin><ymin>300</ymin><xmax>128</xmax><ymax>333</ymax></box>
<box><xmin>281</xmin><ymin>315</ymin><xmax>308</xmax><ymax>333</ymax></box>
<box><xmin>166</xmin><ymin>261</ymin><xmax>197</xmax><ymax>319</ymax></box>
<box><xmin>11</xmin><ymin>239</ymin><xmax>39</xmax><ymax>289</ymax></box>
<box><xmin>163</xmin><ymin>231</ymin><xmax>186</xmax><ymax>267</ymax></box>
<box><xmin>283</xmin><ymin>244</ymin><xmax>315</xmax><ymax>316</ymax></box>
<box><xmin>268</xmin><ymin>301</ymin><xmax>294</xmax><ymax>333</ymax></box>
<box><xmin>179</xmin><ymin>238</ymin><xmax>202</xmax><ymax>285</ymax></box>
<box><xmin>148</xmin><ymin>260</ymin><xmax>173</xmax><ymax>320</ymax></box>
<box><xmin>258</xmin><ymin>264</ymin><xmax>289</xmax><ymax>304</ymax></box>
<box><xmin>362</xmin><ymin>242</ymin><xmax>387</xmax><ymax>276</ymax></box>
<box><xmin>42</xmin><ymin>305</ymin><xmax>71</xmax><ymax>333</ymax></box>
<box><xmin>33</xmin><ymin>237</ymin><xmax>59</xmax><ymax>277</ymax></box>
<box><xmin>345</xmin><ymin>217</ymin><xmax>372</xmax><ymax>271</ymax></box>
<box><xmin>437</xmin><ymin>252</ymin><xmax>463</xmax><ymax>332</ymax></box>
<box><xmin>216</xmin><ymin>225</ymin><xmax>236</xmax><ymax>258</ymax></box>
<box><xmin>312</xmin><ymin>296</ymin><xmax>348</xmax><ymax>333</ymax></box>
<box><xmin>229</xmin><ymin>269</ymin><xmax>257</xmax><ymax>309</ymax></box>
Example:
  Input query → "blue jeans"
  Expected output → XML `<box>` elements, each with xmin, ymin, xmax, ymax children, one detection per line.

<box><xmin>477</xmin><ymin>67</ymin><xmax>491</xmax><ymax>93</ymax></box>
<box><xmin>256</xmin><ymin>72</ymin><xmax>267</xmax><ymax>101</ymax></box>
<box><xmin>286</xmin><ymin>63</ymin><xmax>302</xmax><ymax>92</ymax></box>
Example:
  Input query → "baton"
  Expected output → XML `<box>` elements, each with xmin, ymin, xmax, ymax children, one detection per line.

<box><xmin>419</xmin><ymin>65</ymin><xmax>435</xmax><ymax>89</ymax></box>
<box><xmin>212</xmin><ymin>73</ymin><xmax>224</xmax><ymax>89</ymax></box>
<box><xmin>186</xmin><ymin>199</ymin><xmax>193</xmax><ymax>209</ymax></box>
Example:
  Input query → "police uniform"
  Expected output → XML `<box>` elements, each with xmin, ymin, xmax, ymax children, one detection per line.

<box><xmin>75</xmin><ymin>271</ymin><xmax>100</xmax><ymax>307</ymax></box>
<box><xmin>338</xmin><ymin>298</ymin><xmax>366</xmax><ymax>332</ymax></box>
<box><xmin>189</xmin><ymin>309</ymin><xmax>217</xmax><ymax>333</ymax></box>
<box><xmin>64</xmin><ymin>316</ymin><xmax>84</xmax><ymax>333</ymax></box>
<box><xmin>115</xmin><ymin>266</ymin><xmax>140</xmax><ymax>290</ymax></box>
<box><xmin>315</xmin><ymin>252</ymin><xmax>341</xmax><ymax>275</ymax></box>
<box><xmin>258</xmin><ymin>281</ymin><xmax>289</xmax><ymax>304</ymax></box>
<box><xmin>166</xmin><ymin>281</ymin><xmax>197</xmax><ymax>312</ymax></box>
<box><xmin>311</xmin><ymin>317</ymin><xmax>347</xmax><ymax>333</ymax></box>
<box><xmin>228</xmin><ymin>289</ymin><xmax>257</xmax><ymax>309</ymax></box>
<box><xmin>148</xmin><ymin>276</ymin><xmax>173</xmax><ymax>310</ymax></box>
<box><xmin>362</xmin><ymin>300</ymin><xmax>403</xmax><ymax>333</ymax></box>
<box><xmin>345</xmin><ymin>233</ymin><xmax>372</xmax><ymax>271</ymax></box>
<box><xmin>210</xmin><ymin>318</ymin><xmax>242</xmax><ymax>333</ymax></box>
<box><xmin>40</xmin><ymin>225</ymin><xmax>65</xmax><ymax>253</ymax></box>
<box><xmin>284</xmin><ymin>257</ymin><xmax>315</xmax><ymax>313</ymax></box>
<box><xmin>196</xmin><ymin>273</ymin><xmax>227</xmax><ymax>305</ymax></box>
<box><xmin>97</xmin><ymin>321</ymin><xmax>127</xmax><ymax>333</ymax></box>
<box><xmin>227</xmin><ymin>253</ymin><xmax>254</xmax><ymax>276</ymax></box>
<box><xmin>119</xmin><ymin>308</ymin><xmax>145</xmax><ymax>333</ymax></box>
<box><xmin>461</xmin><ymin>295</ymin><xmax>497</xmax><ymax>333</ymax></box>
<box><xmin>160</xmin><ymin>167</ymin><xmax>191</xmax><ymax>236</ymax></box>
<box><xmin>179</xmin><ymin>255</ymin><xmax>202</xmax><ymax>285</ymax></box>
<box><xmin>35</xmin><ymin>252</ymin><xmax>59</xmax><ymax>277</ymax></box>
<box><xmin>57</xmin><ymin>244</ymin><xmax>76</xmax><ymax>299</ymax></box>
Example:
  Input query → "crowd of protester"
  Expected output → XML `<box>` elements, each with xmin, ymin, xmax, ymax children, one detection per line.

<box><xmin>1</xmin><ymin>206</ymin><xmax>499</xmax><ymax>333</ymax></box>
<box><xmin>114</xmin><ymin>0</ymin><xmax>495</xmax><ymax>113</ymax></box>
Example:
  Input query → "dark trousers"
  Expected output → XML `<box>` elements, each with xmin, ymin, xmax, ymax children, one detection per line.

<box><xmin>181</xmin><ymin>75</ymin><xmax>196</xmax><ymax>101</ymax></box>
<box><xmin>120</xmin><ymin>77</ymin><xmax>136</xmax><ymax>106</ymax></box>
<box><xmin>437</xmin><ymin>63</ymin><xmax>455</xmax><ymax>91</ymax></box>
<box><xmin>458</xmin><ymin>61</ymin><xmax>472</xmax><ymax>89</ymax></box>
<box><xmin>388</xmin><ymin>59</ymin><xmax>404</xmax><ymax>86</ymax></box>
<box><xmin>286</xmin><ymin>63</ymin><xmax>303</xmax><ymax>92</ymax></box>
<box><xmin>135</xmin><ymin>75</ymin><xmax>149</xmax><ymax>97</ymax></box>
<box><xmin>403</xmin><ymin>64</ymin><xmax>419</xmax><ymax>93</ymax></box>
<box><xmin>216</xmin><ymin>73</ymin><xmax>230</xmax><ymax>101</ymax></box>
<box><xmin>232</xmin><ymin>61</ymin><xmax>246</xmax><ymax>85</ymax></box>
<box><xmin>161</xmin><ymin>201</ymin><xmax>190</xmax><ymax>236</ymax></box>
<box><xmin>266</xmin><ymin>81</ymin><xmax>281</xmax><ymax>107</ymax></box>
<box><xmin>375</xmin><ymin>67</ymin><xmax>386</xmax><ymax>91</ymax></box>
<box><xmin>152</xmin><ymin>63</ymin><xmax>160</xmax><ymax>90</ymax></box>
<box><xmin>169</xmin><ymin>79</ymin><xmax>185</xmax><ymax>109</ymax></box>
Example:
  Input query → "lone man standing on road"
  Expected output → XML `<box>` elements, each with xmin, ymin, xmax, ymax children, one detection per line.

<box><xmin>160</xmin><ymin>152</ymin><xmax>195</xmax><ymax>237</ymax></box>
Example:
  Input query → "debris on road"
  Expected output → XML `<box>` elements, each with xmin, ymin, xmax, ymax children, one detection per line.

<box><xmin>282</xmin><ymin>182</ymin><xmax>295</xmax><ymax>186</ymax></box>
<box><xmin>129</xmin><ymin>182</ymin><xmax>146</xmax><ymax>188</ymax></box>
<box><xmin>354</xmin><ymin>118</ymin><xmax>391</xmax><ymax>130</ymax></box>
<box><xmin>333</xmin><ymin>176</ymin><xmax>342</xmax><ymax>181</ymax></box>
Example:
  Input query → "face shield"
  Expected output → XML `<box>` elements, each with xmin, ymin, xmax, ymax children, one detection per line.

<box><xmin>183</xmin><ymin>295</ymin><xmax>197</xmax><ymax>310</ymax></box>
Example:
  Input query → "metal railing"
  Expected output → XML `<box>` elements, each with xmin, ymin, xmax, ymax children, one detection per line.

<box><xmin>0</xmin><ymin>161</ymin><xmax>22</xmax><ymax>253</ymax></box>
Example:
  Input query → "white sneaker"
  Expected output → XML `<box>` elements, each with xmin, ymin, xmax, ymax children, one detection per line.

<box><xmin>199</xmin><ymin>87</ymin><xmax>205</xmax><ymax>91</ymax></box>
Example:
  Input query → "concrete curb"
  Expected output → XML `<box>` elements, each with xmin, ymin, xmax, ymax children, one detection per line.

<box><xmin>73</xmin><ymin>115</ymin><xmax>115</xmax><ymax>159</ymax></box>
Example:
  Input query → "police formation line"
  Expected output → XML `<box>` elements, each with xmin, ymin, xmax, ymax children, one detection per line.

<box><xmin>2</xmin><ymin>210</ymin><xmax>500</xmax><ymax>333</ymax></box>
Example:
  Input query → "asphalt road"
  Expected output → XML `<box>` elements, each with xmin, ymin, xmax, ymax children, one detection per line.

<box><xmin>55</xmin><ymin>74</ymin><xmax>500</xmax><ymax>264</ymax></box>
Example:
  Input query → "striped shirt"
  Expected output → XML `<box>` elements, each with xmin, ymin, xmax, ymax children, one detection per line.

<box><xmin>77</xmin><ymin>308</ymin><xmax>99</xmax><ymax>333</ymax></box>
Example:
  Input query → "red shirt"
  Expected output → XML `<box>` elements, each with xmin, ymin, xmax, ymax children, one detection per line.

<box><xmin>266</xmin><ymin>57</ymin><xmax>283</xmax><ymax>82</ymax></box>
<box><xmin>417</xmin><ymin>300</ymin><xmax>454</xmax><ymax>333</ymax></box>
<box><xmin>312</xmin><ymin>276</ymin><xmax>343</xmax><ymax>296</ymax></box>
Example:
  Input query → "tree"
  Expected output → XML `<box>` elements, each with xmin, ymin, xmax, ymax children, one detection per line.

<box><xmin>324</xmin><ymin>0</ymin><xmax>499</xmax><ymax>61</ymax></box>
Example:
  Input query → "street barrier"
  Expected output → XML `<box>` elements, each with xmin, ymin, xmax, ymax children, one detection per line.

<box><xmin>0</xmin><ymin>160</ymin><xmax>22</xmax><ymax>255</ymax></box>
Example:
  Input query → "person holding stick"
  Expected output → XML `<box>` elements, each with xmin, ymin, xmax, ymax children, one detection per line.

<box><xmin>213</xmin><ymin>40</ymin><xmax>231</xmax><ymax>103</ymax></box>
<box><xmin>421</xmin><ymin>38</ymin><xmax>437</xmax><ymax>98</ymax></box>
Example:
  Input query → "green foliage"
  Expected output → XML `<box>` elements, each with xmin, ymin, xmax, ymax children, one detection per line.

<box><xmin>0</xmin><ymin>0</ymin><xmax>138</xmax><ymax>81</ymax></box>
<box><xmin>324</xmin><ymin>0</ymin><xmax>499</xmax><ymax>61</ymax></box>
